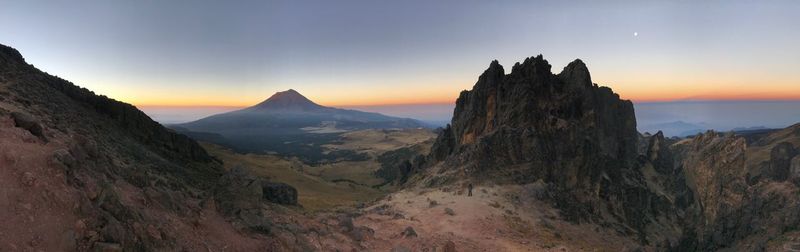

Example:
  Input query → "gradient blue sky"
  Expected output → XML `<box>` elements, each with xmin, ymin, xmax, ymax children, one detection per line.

<box><xmin>2</xmin><ymin>1</ymin><xmax>799</xmax><ymax>106</ymax></box>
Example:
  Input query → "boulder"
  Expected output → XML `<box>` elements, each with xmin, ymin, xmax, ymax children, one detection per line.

<box><xmin>338</xmin><ymin>215</ymin><xmax>355</xmax><ymax>232</ymax></box>
<box><xmin>349</xmin><ymin>226</ymin><xmax>374</xmax><ymax>241</ymax></box>
<box><xmin>262</xmin><ymin>182</ymin><xmax>298</xmax><ymax>205</ymax></box>
<box><xmin>401</xmin><ymin>226</ymin><xmax>417</xmax><ymax>238</ymax></box>
<box><xmin>11</xmin><ymin>112</ymin><xmax>44</xmax><ymax>139</ymax></box>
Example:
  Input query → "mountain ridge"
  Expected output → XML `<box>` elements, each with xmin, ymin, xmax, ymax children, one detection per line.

<box><xmin>0</xmin><ymin>42</ymin><xmax>296</xmax><ymax>250</ymax></box>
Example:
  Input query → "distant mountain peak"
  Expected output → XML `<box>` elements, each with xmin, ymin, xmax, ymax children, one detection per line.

<box><xmin>250</xmin><ymin>89</ymin><xmax>325</xmax><ymax>111</ymax></box>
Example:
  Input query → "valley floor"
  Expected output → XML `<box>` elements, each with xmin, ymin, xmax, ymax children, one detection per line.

<box><xmin>199</xmin><ymin>128</ymin><xmax>645</xmax><ymax>251</ymax></box>
<box><xmin>202</xmin><ymin>142</ymin><xmax>386</xmax><ymax>211</ymax></box>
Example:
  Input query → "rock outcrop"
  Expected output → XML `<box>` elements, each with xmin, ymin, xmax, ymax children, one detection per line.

<box><xmin>416</xmin><ymin>55</ymin><xmax>800</xmax><ymax>250</ymax></box>
<box><xmin>262</xmin><ymin>182</ymin><xmax>298</xmax><ymax>205</ymax></box>
<box><xmin>11</xmin><ymin>111</ymin><xmax>45</xmax><ymax>140</ymax></box>
<box><xmin>423</xmin><ymin>56</ymin><xmax>681</xmax><ymax>245</ymax></box>
<box><xmin>671</xmin><ymin>128</ymin><xmax>800</xmax><ymax>251</ymax></box>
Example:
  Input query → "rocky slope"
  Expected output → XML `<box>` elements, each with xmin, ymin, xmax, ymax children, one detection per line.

<box><xmin>671</xmin><ymin>127</ymin><xmax>800</xmax><ymax>251</ymax></box>
<box><xmin>409</xmin><ymin>55</ymin><xmax>800</xmax><ymax>251</ymax></box>
<box><xmin>0</xmin><ymin>43</ymin><xmax>310</xmax><ymax>251</ymax></box>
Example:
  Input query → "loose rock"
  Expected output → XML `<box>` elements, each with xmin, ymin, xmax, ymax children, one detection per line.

<box><xmin>11</xmin><ymin>112</ymin><xmax>44</xmax><ymax>139</ymax></box>
<box><xmin>401</xmin><ymin>226</ymin><xmax>417</xmax><ymax>238</ymax></box>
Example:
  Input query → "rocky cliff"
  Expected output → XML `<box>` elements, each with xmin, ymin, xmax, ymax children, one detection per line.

<box><xmin>671</xmin><ymin>127</ymin><xmax>800</xmax><ymax>251</ymax></box>
<box><xmin>417</xmin><ymin>55</ymin><xmax>800</xmax><ymax>251</ymax></box>
<box><xmin>422</xmin><ymin>56</ymin><xmax>684</xmax><ymax>246</ymax></box>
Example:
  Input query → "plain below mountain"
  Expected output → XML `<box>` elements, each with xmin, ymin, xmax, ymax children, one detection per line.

<box><xmin>174</xmin><ymin>89</ymin><xmax>428</xmax><ymax>163</ymax></box>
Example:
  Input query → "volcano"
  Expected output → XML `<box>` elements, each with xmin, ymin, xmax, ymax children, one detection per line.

<box><xmin>173</xmin><ymin>89</ymin><xmax>426</xmax><ymax>162</ymax></box>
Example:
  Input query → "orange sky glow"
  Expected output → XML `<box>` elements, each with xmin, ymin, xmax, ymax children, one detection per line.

<box><xmin>128</xmin><ymin>89</ymin><xmax>800</xmax><ymax>108</ymax></box>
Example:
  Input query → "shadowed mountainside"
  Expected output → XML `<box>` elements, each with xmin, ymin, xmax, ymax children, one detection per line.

<box><xmin>0</xmin><ymin>43</ymin><xmax>309</xmax><ymax>251</ymax></box>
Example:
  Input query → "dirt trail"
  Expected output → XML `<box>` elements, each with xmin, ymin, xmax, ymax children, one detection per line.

<box><xmin>0</xmin><ymin>114</ymin><xmax>80</xmax><ymax>251</ymax></box>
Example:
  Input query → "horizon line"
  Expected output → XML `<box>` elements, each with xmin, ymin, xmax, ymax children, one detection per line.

<box><xmin>134</xmin><ymin>97</ymin><xmax>800</xmax><ymax>108</ymax></box>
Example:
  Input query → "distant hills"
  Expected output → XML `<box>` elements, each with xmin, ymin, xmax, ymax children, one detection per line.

<box><xmin>639</xmin><ymin>120</ymin><xmax>708</xmax><ymax>137</ymax></box>
<box><xmin>173</xmin><ymin>89</ymin><xmax>428</xmax><ymax>162</ymax></box>
<box><xmin>641</xmin><ymin>120</ymin><xmax>776</xmax><ymax>137</ymax></box>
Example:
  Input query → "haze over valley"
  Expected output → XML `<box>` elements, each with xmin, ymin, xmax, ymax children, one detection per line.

<box><xmin>143</xmin><ymin>98</ymin><xmax>800</xmax><ymax>138</ymax></box>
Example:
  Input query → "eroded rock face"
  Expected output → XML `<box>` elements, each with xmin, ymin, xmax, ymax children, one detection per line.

<box><xmin>671</xmin><ymin>129</ymin><xmax>800</xmax><ymax>251</ymax></box>
<box><xmin>767</xmin><ymin>142</ymin><xmax>797</xmax><ymax>181</ymax></box>
<box><xmin>419</xmin><ymin>55</ymin><xmax>800</xmax><ymax>250</ymax></box>
<box><xmin>422</xmin><ymin>56</ymin><xmax>688</xmax><ymax>245</ymax></box>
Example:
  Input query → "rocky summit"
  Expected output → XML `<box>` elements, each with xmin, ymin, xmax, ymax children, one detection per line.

<box><xmin>405</xmin><ymin>55</ymin><xmax>800</xmax><ymax>251</ymax></box>
<box><xmin>421</xmin><ymin>55</ymin><xmax>681</xmax><ymax>245</ymax></box>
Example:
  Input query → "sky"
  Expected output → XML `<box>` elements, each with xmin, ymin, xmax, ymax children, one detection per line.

<box><xmin>1</xmin><ymin>1</ymin><xmax>799</xmax><ymax>108</ymax></box>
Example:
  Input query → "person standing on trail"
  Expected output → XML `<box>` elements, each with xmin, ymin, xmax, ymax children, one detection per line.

<box><xmin>467</xmin><ymin>183</ymin><xmax>473</xmax><ymax>197</ymax></box>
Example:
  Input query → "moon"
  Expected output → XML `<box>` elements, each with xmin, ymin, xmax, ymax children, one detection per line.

<box><xmin>634</xmin><ymin>32</ymin><xmax>638</xmax><ymax>37</ymax></box>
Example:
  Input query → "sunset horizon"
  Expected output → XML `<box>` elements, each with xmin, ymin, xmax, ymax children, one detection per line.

<box><xmin>4</xmin><ymin>1</ymin><xmax>798</xmax><ymax>109</ymax></box>
<box><xmin>3</xmin><ymin>1</ymin><xmax>800</xmax><ymax>250</ymax></box>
